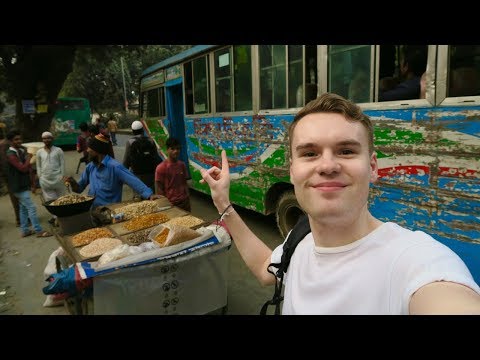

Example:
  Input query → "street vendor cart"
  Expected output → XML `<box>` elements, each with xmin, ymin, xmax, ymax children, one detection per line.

<box><xmin>48</xmin><ymin>197</ymin><xmax>230</xmax><ymax>315</ymax></box>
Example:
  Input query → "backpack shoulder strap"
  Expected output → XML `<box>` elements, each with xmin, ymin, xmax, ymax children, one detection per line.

<box><xmin>260</xmin><ymin>214</ymin><xmax>311</xmax><ymax>315</ymax></box>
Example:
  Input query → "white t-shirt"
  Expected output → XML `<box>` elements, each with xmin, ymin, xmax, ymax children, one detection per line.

<box><xmin>271</xmin><ymin>222</ymin><xmax>480</xmax><ymax>315</ymax></box>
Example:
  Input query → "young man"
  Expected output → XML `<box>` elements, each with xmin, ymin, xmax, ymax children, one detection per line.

<box><xmin>0</xmin><ymin>138</ymin><xmax>21</xmax><ymax>226</ymax></box>
<box><xmin>36</xmin><ymin>131</ymin><xmax>66</xmax><ymax>224</ymax></box>
<box><xmin>65</xmin><ymin>133</ymin><xmax>160</xmax><ymax>207</ymax></box>
<box><xmin>155</xmin><ymin>137</ymin><xmax>190</xmax><ymax>212</ymax></box>
<box><xmin>123</xmin><ymin>120</ymin><xmax>161</xmax><ymax>194</ymax></box>
<box><xmin>200</xmin><ymin>92</ymin><xmax>480</xmax><ymax>315</ymax></box>
<box><xmin>5</xmin><ymin>129</ymin><xmax>52</xmax><ymax>238</ymax></box>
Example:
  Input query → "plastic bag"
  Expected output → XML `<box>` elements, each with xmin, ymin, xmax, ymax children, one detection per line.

<box><xmin>44</xmin><ymin>247</ymin><xmax>66</xmax><ymax>279</ymax></box>
<box><xmin>148</xmin><ymin>224</ymin><xmax>201</xmax><ymax>248</ymax></box>
<box><xmin>96</xmin><ymin>244</ymin><xmax>131</xmax><ymax>266</ymax></box>
<box><xmin>43</xmin><ymin>247</ymin><xmax>68</xmax><ymax>307</ymax></box>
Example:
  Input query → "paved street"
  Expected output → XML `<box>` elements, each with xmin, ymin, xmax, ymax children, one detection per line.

<box><xmin>0</xmin><ymin>133</ymin><xmax>283</xmax><ymax>315</ymax></box>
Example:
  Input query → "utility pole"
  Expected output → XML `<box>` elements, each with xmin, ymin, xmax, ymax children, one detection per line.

<box><xmin>120</xmin><ymin>56</ymin><xmax>128</xmax><ymax>115</ymax></box>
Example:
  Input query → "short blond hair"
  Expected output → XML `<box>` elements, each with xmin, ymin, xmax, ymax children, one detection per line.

<box><xmin>288</xmin><ymin>92</ymin><xmax>374</xmax><ymax>155</ymax></box>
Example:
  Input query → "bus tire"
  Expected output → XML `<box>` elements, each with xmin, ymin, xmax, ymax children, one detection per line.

<box><xmin>275</xmin><ymin>190</ymin><xmax>305</xmax><ymax>239</ymax></box>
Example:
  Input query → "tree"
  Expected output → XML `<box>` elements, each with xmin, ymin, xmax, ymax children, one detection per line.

<box><xmin>0</xmin><ymin>45</ymin><xmax>133</xmax><ymax>141</ymax></box>
<box><xmin>60</xmin><ymin>45</ymin><xmax>192</xmax><ymax>114</ymax></box>
<box><xmin>0</xmin><ymin>45</ymin><xmax>192</xmax><ymax>141</ymax></box>
<box><xmin>0</xmin><ymin>46</ymin><xmax>76</xmax><ymax>141</ymax></box>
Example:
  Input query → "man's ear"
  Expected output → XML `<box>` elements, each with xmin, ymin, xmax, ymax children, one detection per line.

<box><xmin>370</xmin><ymin>152</ymin><xmax>379</xmax><ymax>184</ymax></box>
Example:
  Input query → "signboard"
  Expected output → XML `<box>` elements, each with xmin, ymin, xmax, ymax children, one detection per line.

<box><xmin>166</xmin><ymin>65</ymin><xmax>181</xmax><ymax>81</ymax></box>
<box><xmin>22</xmin><ymin>100</ymin><xmax>36</xmax><ymax>114</ymax></box>
<box><xmin>36</xmin><ymin>104</ymin><xmax>48</xmax><ymax>113</ymax></box>
<box><xmin>140</xmin><ymin>71</ymin><xmax>165</xmax><ymax>91</ymax></box>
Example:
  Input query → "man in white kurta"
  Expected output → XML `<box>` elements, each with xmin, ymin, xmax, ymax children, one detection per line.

<box><xmin>36</xmin><ymin>132</ymin><xmax>66</xmax><ymax>223</ymax></box>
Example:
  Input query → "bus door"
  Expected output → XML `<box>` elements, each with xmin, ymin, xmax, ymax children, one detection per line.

<box><xmin>165</xmin><ymin>82</ymin><xmax>190</xmax><ymax>178</ymax></box>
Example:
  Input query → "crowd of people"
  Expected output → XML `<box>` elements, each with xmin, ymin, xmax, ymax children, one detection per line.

<box><xmin>0</xmin><ymin>115</ymin><xmax>190</xmax><ymax>239</ymax></box>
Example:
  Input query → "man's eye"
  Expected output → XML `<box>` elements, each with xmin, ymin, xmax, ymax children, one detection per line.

<box><xmin>302</xmin><ymin>151</ymin><xmax>316</xmax><ymax>157</ymax></box>
<box><xmin>339</xmin><ymin>149</ymin><xmax>355</xmax><ymax>155</ymax></box>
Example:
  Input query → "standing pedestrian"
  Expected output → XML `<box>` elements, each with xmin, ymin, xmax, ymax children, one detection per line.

<box><xmin>155</xmin><ymin>137</ymin><xmax>190</xmax><ymax>211</ymax></box>
<box><xmin>36</xmin><ymin>131</ymin><xmax>66</xmax><ymax>224</ymax></box>
<box><xmin>6</xmin><ymin>129</ymin><xmax>52</xmax><ymax>238</ymax></box>
<box><xmin>0</xmin><ymin>138</ymin><xmax>20</xmax><ymax>226</ymax></box>
<box><xmin>123</xmin><ymin>120</ymin><xmax>161</xmax><ymax>195</ymax></box>
<box><xmin>107</xmin><ymin>115</ymin><xmax>118</xmax><ymax>146</ymax></box>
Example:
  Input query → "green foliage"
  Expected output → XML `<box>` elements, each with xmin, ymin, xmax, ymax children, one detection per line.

<box><xmin>60</xmin><ymin>45</ymin><xmax>192</xmax><ymax>114</ymax></box>
<box><xmin>0</xmin><ymin>45</ymin><xmax>192</xmax><ymax>141</ymax></box>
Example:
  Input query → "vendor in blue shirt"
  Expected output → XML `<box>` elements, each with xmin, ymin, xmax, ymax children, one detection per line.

<box><xmin>64</xmin><ymin>133</ymin><xmax>160</xmax><ymax>207</ymax></box>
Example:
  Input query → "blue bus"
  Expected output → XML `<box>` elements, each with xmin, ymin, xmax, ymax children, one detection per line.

<box><xmin>139</xmin><ymin>45</ymin><xmax>480</xmax><ymax>283</ymax></box>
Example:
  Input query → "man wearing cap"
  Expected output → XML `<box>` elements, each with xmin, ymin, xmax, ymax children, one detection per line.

<box><xmin>36</xmin><ymin>131</ymin><xmax>66</xmax><ymax>225</ymax></box>
<box><xmin>65</xmin><ymin>133</ymin><xmax>160</xmax><ymax>207</ymax></box>
<box><xmin>123</xmin><ymin>120</ymin><xmax>162</xmax><ymax>194</ymax></box>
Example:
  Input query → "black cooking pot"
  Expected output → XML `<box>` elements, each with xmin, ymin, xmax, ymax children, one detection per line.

<box><xmin>43</xmin><ymin>196</ymin><xmax>95</xmax><ymax>218</ymax></box>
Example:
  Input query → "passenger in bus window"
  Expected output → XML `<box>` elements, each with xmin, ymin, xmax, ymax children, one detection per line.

<box><xmin>200</xmin><ymin>92</ymin><xmax>480</xmax><ymax>314</ymax></box>
<box><xmin>379</xmin><ymin>45</ymin><xmax>428</xmax><ymax>102</ymax></box>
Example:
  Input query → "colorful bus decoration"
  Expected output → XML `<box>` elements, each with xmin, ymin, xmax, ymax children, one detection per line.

<box><xmin>139</xmin><ymin>45</ymin><xmax>480</xmax><ymax>283</ymax></box>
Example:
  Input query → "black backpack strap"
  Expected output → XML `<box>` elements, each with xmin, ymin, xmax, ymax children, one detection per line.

<box><xmin>260</xmin><ymin>214</ymin><xmax>311</xmax><ymax>315</ymax></box>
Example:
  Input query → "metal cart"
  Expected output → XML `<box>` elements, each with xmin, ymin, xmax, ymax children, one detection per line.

<box><xmin>55</xmin><ymin>232</ymin><xmax>230</xmax><ymax>315</ymax></box>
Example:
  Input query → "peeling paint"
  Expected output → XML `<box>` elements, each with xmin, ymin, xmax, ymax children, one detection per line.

<box><xmin>144</xmin><ymin>104</ymin><xmax>480</xmax><ymax>283</ymax></box>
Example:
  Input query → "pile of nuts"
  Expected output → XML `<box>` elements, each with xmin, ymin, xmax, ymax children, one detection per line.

<box><xmin>113</xmin><ymin>201</ymin><xmax>161</xmax><ymax>220</ymax></box>
<box><xmin>51</xmin><ymin>194</ymin><xmax>93</xmax><ymax>206</ymax></box>
<box><xmin>79</xmin><ymin>237</ymin><xmax>122</xmax><ymax>258</ymax></box>
<box><xmin>125</xmin><ymin>229</ymin><xmax>151</xmax><ymax>245</ymax></box>
<box><xmin>122</xmin><ymin>212</ymin><xmax>170</xmax><ymax>232</ymax></box>
<box><xmin>71</xmin><ymin>227</ymin><xmax>114</xmax><ymax>247</ymax></box>
<box><xmin>165</xmin><ymin>215</ymin><xmax>204</xmax><ymax>228</ymax></box>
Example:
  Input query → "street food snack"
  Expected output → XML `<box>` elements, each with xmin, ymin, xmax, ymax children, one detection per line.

<box><xmin>71</xmin><ymin>227</ymin><xmax>114</xmax><ymax>247</ymax></box>
<box><xmin>79</xmin><ymin>237</ymin><xmax>122</xmax><ymax>258</ymax></box>
<box><xmin>50</xmin><ymin>194</ymin><xmax>94</xmax><ymax>206</ymax></box>
<box><xmin>122</xmin><ymin>212</ymin><xmax>170</xmax><ymax>232</ymax></box>
<box><xmin>113</xmin><ymin>200</ymin><xmax>161</xmax><ymax>220</ymax></box>
<box><xmin>149</xmin><ymin>224</ymin><xmax>200</xmax><ymax>248</ymax></box>
<box><xmin>165</xmin><ymin>215</ymin><xmax>204</xmax><ymax>228</ymax></box>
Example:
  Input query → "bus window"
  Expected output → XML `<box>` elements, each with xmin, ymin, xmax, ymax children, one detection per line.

<box><xmin>259</xmin><ymin>45</ymin><xmax>287</xmax><ymax>109</ymax></box>
<box><xmin>184</xmin><ymin>55</ymin><xmax>210</xmax><ymax>115</ymax></box>
<box><xmin>214</xmin><ymin>47</ymin><xmax>232</xmax><ymax>113</ymax></box>
<box><xmin>184</xmin><ymin>61</ymin><xmax>193</xmax><ymax>114</ymax></box>
<box><xmin>448</xmin><ymin>45</ymin><xmax>480</xmax><ymax>97</ymax></box>
<box><xmin>233</xmin><ymin>45</ymin><xmax>252</xmax><ymax>112</ymax></box>
<box><xmin>328</xmin><ymin>45</ymin><xmax>372</xmax><ymax>103</ymax></box>
<box><xmin>378</xmin><ymin>45</ymin><xmax>428</xmax><ymax>101</ymax></box>
<box><xmin>288</xmin><ymin>45</ymin><xmax>303</xmax><ymax>108</ymax></box>
<box><xmin>193</xmin><ymin>56</ymin><xmax>209</xmax><ymax>114</ymax></box>
<box><xmin>145</xmin><ymin>87</ymin><xmax>165</xmax><ymax>118</ymax></box>
<box><xmin>304</xmin><ymin>45</ymin><xmax>317</xmax><ymax>104</ymax></box>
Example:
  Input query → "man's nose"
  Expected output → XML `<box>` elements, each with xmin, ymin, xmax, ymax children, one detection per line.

<box><xmin>314</xmin><ymin>152</ymin><xmax>341</xmax><ymax>175</ymax></box>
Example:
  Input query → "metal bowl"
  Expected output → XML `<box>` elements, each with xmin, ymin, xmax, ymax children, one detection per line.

<box><xmin>43</xmin><ymin>197</ymin><xmax>95</xmax><ymax>218</ymax></box>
